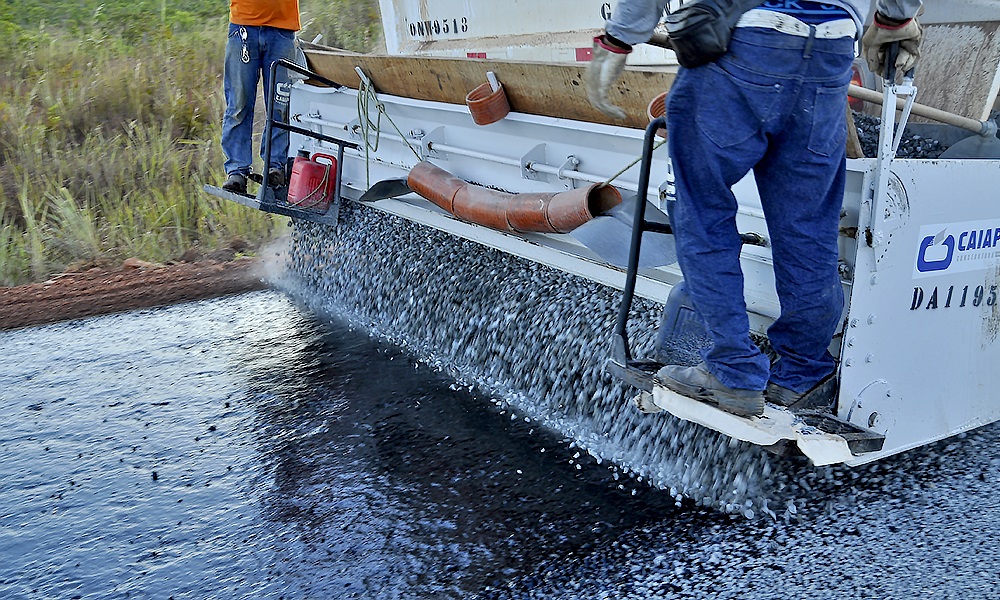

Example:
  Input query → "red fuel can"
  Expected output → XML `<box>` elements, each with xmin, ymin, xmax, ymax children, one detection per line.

<box><xmin>287</xmin><ymin>150</ymin><xmax>338</xmax><ymax>211</ymax></box>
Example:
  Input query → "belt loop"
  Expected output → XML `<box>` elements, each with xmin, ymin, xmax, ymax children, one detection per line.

<box><xmin>803</xmin><ymin>25</ymin><xmax>816</xmax><ymax>58</ymax></box>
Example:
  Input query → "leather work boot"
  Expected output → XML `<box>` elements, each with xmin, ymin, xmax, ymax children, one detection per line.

<box><xmin>222</xmin><ymin>173</ymin><xmax>248</xmax><ymax>195</ymax></box>
<box><xmin>267</xmin><ymin>167</ymin><xmax>286</xmax><ymax>188</ymax></box>
<box><xmin>766</xmin><ymin>381</ymin><xmax>835</xmax><ymax>413</ymax></box>
<box><xmin>656</xmin><ymin>362</ymin><xmax>765</xmax><ymax>418</ymax></box>
<box><xmin>765</xmin><ymin>382</ymin><xmax>805</xmax><ymax>408</ymax></box>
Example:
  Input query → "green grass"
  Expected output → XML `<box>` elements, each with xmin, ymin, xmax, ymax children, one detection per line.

<box><xmin>0</xmin><ymin>0</ymin><xmax>381</xmax><ymax>286</ymax></box>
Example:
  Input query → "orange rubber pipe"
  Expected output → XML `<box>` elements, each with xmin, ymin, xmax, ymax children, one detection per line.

<box><xmin>406</xmin><ymin>161</ymin><xmax>622</xmax><ymax>234</ymax></box>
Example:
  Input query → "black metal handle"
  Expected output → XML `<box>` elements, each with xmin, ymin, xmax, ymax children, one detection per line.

<box><xmin>885</xmin><ymin>41</ymin><xmax>899</xmax><ymax>83</ymax></box>
<box><xmin>612</xmin><ymin>116</ymin><xmax>667</xmax><ymax>362</ymax></box>
<box><xmin>609</xmin><ymin>116</ymin><xmax>768</xmax><ymax>366</ymax></box>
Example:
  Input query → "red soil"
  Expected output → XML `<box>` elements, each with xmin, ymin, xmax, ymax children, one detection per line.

<box><xmin>0</xmin><ymin>258</ymin><xmax>269</xmax><ymax>331</ymax></box>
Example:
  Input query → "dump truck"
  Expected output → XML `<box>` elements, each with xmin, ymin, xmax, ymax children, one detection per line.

<box><xmin>208</xmin><ymin>0</ymin><xmax>1000</xmax><ymax>467</ymax></box>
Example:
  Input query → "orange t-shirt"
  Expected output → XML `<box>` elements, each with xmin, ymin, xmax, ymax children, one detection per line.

<box><xmin>230</xmin><ymin>0</ymin><xmax>301</xmax><ymax>31</ymax></box>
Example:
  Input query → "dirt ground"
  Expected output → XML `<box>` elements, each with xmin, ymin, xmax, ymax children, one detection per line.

<box><xmin>0</xmin><ymin>258</ymin><xmax>269</xmax><ymax>331</ymax></box>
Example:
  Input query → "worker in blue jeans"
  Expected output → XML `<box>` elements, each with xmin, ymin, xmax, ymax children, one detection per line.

<box><xmin>586</xmin><ymin>0</ymin><xmax>923</xmax><ymax>417</ymax></box>
<box><xmin>222</xmin><ymin>0</ymin><xmax>300</xmax><ymax>194</ymax></box>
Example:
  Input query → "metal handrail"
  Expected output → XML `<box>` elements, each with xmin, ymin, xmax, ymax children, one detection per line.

<box><xmin>260</xmin><ymin>58</ymin><xmax>359</xmax><ymax>210</ymax></box>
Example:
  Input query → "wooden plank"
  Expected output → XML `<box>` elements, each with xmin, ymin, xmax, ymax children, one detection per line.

<box><xmin>846</xmin><ymin>103</ymin><xmax>864</xmax><ymax>159</ymax></box>
<box><xmin>911</xmin><ymin>22</ymin><xmax>1000</xmax><ymax>122</ymax></box>
<box><xmin>302</xmin><ymin>49</ymin><xmax>676</xmax><ymax>130</ymax></box>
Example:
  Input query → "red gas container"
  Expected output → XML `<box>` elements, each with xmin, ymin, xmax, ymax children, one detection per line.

<box><xmin>287</xmin><ymin>150</ymin><xmax>338</xmax><ymax>211</ymax></box>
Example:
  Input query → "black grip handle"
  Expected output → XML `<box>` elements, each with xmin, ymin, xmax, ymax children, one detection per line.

<box><xmin>885</xmin><ymin>41</ymin><xmax>899</xmax><ymax>83</ymax></box>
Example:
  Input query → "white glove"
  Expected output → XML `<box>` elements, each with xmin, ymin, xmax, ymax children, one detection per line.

<box><xmin>585</xmin><ymin>35</ymin><xmax>631</xmax><ymax>120</ymax></box>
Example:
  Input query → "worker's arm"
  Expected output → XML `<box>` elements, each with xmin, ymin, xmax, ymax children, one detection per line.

<box><xmin>864</xmin><ymin>0</ymin><xmax>924</xmax><ymax>79</ymax></box>
<box><xmin>605</xmin><ymin>0</ymin><xmax>669</xmax><ymax>47</ymax></box>
<box><xmin>873</xmin><ymin>0</ymin><xmax>923</xmax><ymax>23</ymax></box>
<box><xmin>585</xmin><ymin>0</ymin><xmax>668</xmax><ymax>119</ymax></box>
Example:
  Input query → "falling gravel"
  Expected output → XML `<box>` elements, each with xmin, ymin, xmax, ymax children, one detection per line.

<box><xmin>280</xmin><ymin>207</ymin><xmax>814</xmax><ymax>520</ymax></box>
<box><xmin>273</xmin><ymin>113</ymin><xmax>962</xmax><ymax>521</ymax></box>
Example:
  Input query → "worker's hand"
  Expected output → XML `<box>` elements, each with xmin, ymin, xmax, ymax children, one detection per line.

<box><xmin>862</xmin><ymin>13</ymin><xmax>922</xmax><ymax>80</ymax></box>
<box><xmin>585</xmin><ymin>34</ymin><xmax>631</xmax><ymax>120</ymax></box>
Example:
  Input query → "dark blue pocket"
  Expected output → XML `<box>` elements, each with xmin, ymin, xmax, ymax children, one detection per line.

<box><xmin>695</xmin><ymin>63</ymin><xmax>781</xmax><ymax>149</ymax></box>
<box><xmin>808</xmin><ymin>84</ymin><xmax>849</xmax><ymax>157</ymax></box>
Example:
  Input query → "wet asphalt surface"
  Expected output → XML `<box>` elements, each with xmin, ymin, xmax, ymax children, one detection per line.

<box><xmin>2</xmin><ymin>291</ymin><xmax>999</xmax><ymax>599</ymax></box>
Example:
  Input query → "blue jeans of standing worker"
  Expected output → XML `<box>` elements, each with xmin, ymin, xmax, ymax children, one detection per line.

<box><xmin>222</xmin><ymin>23</ymin><xmax>295</xmax><ymax>177</ymax></box>
<box><xmin>665</xmin><ymin>27</ymin><xmax>854</xmax><ymax>393</ymax></box>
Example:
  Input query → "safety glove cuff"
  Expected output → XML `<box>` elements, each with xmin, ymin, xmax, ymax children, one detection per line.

<box><xmin>585</xmin><ymin>34</ymin><xmax>631</xmax><ymax>120</ymax></box>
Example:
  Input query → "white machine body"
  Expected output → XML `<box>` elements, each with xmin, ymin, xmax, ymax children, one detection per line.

<box><xmin>287</xmin><ymin>74</ymin><xmax>1000</xmax><ymax>465</ymax></box>
<box><xmin>264</xmin><ymin>0</ymin><xmax>1000</xmax><ymax>464</ymax></box>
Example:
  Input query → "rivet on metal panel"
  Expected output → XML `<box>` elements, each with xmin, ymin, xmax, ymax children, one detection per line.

<box><xmin>868</xmin><ymin>412</ymin><xmax>880</xmax><ymax>428</ymax></box>
<box><xmin>870</xmin><ymin>274</ymin><xmax>878</xmax><ymax>286</ymax></box>
<box><xmin>865</xmin><ymin>353</ymin><xmax>875</xmax><ymax>363</ymax></box>
<box><xmin>847</xmin><ymin>337</ymin><xmax>855</xmax><ymax>347</ymax></box>
<box><xmin>845</xmin><ymin>358</ymin><xmax>854</xmax><ymax>367</ymax></box>
<box><xmin>850</xmin><ymin>318</ymin><xmax>859</xmax><ymax>328</ymax></box>
<box><xmin>867</xmin><ymin>314</ymin><xmax>876</xmax><ymax>325</ymax></box>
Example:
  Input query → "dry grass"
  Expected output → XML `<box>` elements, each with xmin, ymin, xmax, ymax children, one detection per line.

<box><xmin>0</xmin><ymin>1</ymin><xmax>381</xmax><ymax>286</ymax></box>
<box><xmin>0</xmin><ymin>26</ymin><xmax>284</xmax><ymax>286</ymax></box>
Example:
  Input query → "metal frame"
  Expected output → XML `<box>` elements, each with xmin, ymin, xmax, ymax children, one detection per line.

<box><xmin>606</xmin><ymin>117</ymin><xmax>675</xmax><ymax>390</ymax></box>
<box><xmin>205</xmin><ymin>59</ymin><xmax>361</xmax><ymax>226</ymax></box>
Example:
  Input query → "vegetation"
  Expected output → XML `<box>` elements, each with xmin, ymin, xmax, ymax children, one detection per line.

<box><xmin>0</xmin><ymin>0</ymin><xmax>381</xmax><ymax>286</ymax></box>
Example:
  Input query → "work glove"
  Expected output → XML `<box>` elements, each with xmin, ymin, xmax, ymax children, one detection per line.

<box><xmin>862</xmin><ymin>12</ymin><xmax>923</xmax><ymax>80</ymax></box>
<box><xmin>585</xmin><ymin>34</ymin><xmax>631</xmax><ymax>120</ymax></box>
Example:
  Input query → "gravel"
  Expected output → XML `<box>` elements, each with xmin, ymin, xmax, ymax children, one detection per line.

<box><xmin>279</xmin><ymin>206</ymin><xmax>855</xmax><ymax>521</ymax></box>
<box><xmin>273</xmin><ymin>115</ymin><xmax>955</xmax><ymax>521</ymax></box>
<box><xmin>852</xmin><ymin>110</ymin><xmax>948</xmax><ymax>159</ymax></box>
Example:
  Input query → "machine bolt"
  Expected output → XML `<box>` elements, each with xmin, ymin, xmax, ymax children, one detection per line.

<box><xmin>845</xmin><ymin>358</ymin><xmax>854</xmax><ymax>367</ymax></box>
<box><xmin>847</xmin><ymin>337</ymin><xmax>855</xmax><ymax>347</ymax></box>
<box><xmin>868</xmin><ymin>412</ymin><xmax>881</xmax><ymax>428</ymax></box>
<box><xmin>850</xmin><ymin>318</ymin><xmax>858</xmax><ymax>328</ymax></box>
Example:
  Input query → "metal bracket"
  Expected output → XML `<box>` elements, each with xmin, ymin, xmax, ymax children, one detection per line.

<box><xmin>345</xmin><ymin>116</ymin><xmax>363</xmax><ymax>144</ymax></box>
<box><xmin>520</xmin><ymin>144</ymin><xmax>547</xmax><ymax>181</ymax></box>
<box><xmin>556</xmin><ymin>155</ymin><xmax>581</xmax><ymax>189</ymax></box>
<box><xmin>420</xmin><ymin>126</ymin><xmax>446</xmax><ymax>161</ymax></box>
<box><xmin>301</xmin><ymin>111</ymin><xmax>332</xmax><ymax>153</ymax></box>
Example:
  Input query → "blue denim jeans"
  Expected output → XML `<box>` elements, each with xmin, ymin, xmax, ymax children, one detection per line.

<box><xmin>222</xmin><ymin>23</ymin><xmax>295</xmax><ymax>176</ymax></box>
<box><xmin>665</xmin><ymin>27</ymin><xmax>855</xmax><ymax>393</ymax></box>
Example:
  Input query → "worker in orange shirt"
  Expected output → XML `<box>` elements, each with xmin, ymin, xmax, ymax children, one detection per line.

<box><xmin>222</xmin><ymin>0</ymin><xmax>301</xmax><ymax>194</ymax></box>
